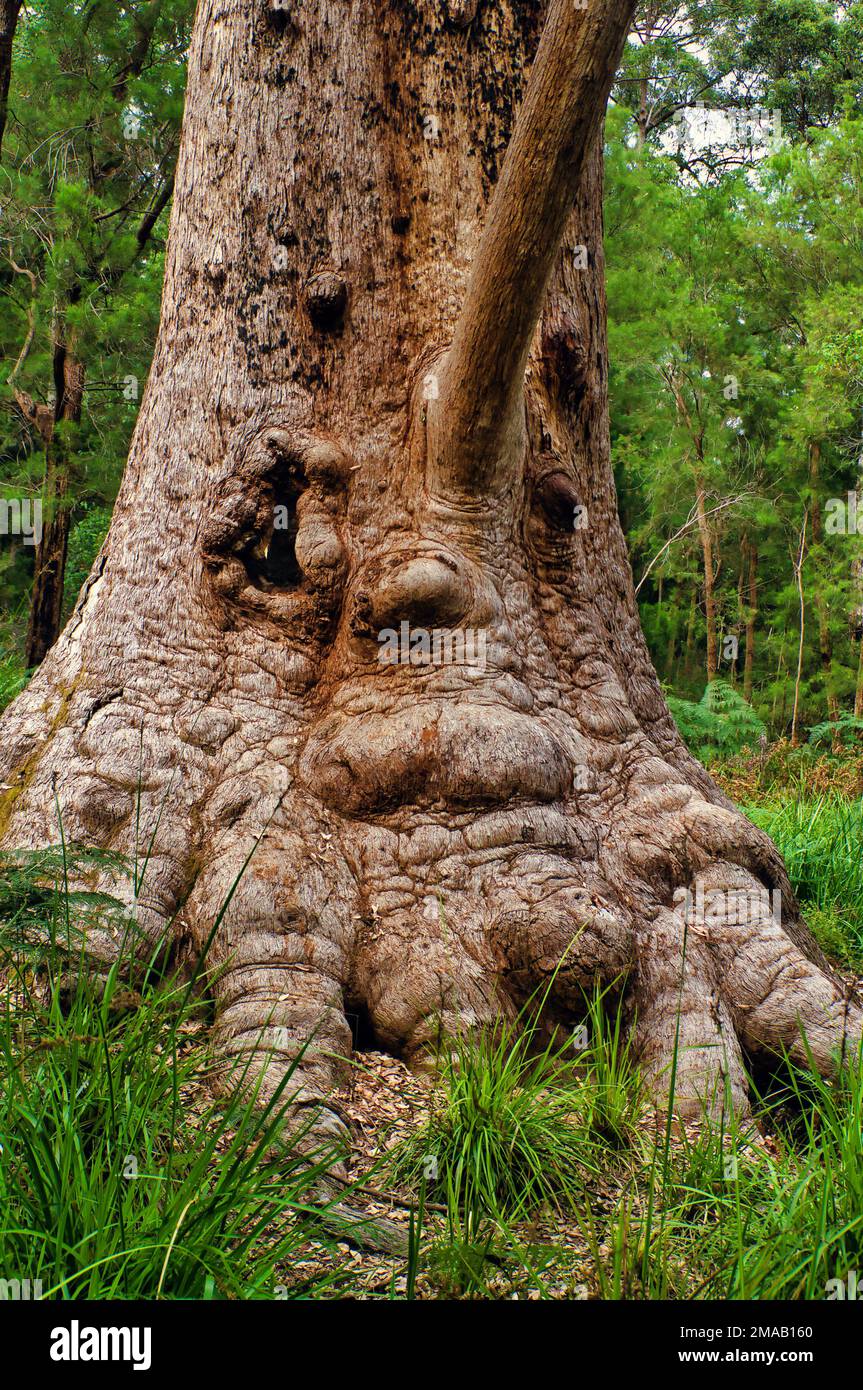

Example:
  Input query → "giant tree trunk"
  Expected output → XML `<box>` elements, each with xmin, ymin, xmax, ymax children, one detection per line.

<box><xmin>0</xmin><ymin>0</ymin><xmax>858</xmax><ymax>1144</ymax></box>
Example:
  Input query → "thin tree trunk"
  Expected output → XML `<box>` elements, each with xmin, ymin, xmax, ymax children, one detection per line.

<box><xmin>684</xmin><ymin>586</ymin><xmax>698</xmax><ymax>679</ymax></box>
<box><xmin>0</xmin><ymin>0</ymin><xmax>22</xmax><ymax>160</ymax></box>
<box><xmin>808</xmin><ymin>442</ymin><xmax>840</xmax><ymax>743</ymax></box>
<box><xmin>773</xmin><ymin>643</ymin><xmax>786</xmax><ymax>729</ymax></box>
<box><xmin>732</xmin><ymin>550</ymin><xmax>744</xmax><ymax>687</ymax></box>
<box><xmin>743</xmin><ymin>539</ymin><xmax>757</xmax><ymax>703</ymax></box>
<box><xmin>695</xmin><ymin>476</ymin><xmax>718</xmax><ymax>682</ymax></box>
<box><xmin>637</xmin><ymin>75</ymin><xmax>648</xmax><ymax>148</ymax></box>
<box><xmin>791</xmin><ymin>514</ymin><xmax>808</xmax><ymax>748</ymax></box>
<box><xmin>24</xmin><ymin>349</ymin><xmax>85</xmax><ymax>666</ymax></box>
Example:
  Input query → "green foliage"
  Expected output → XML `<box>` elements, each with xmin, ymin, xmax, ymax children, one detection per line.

<box><xmin>63</xmin><ymin>504</ymin><xmax>112</xmax><ymax>616</ymax></box>
<box><xmin>803</xmin><ymin>903</ymin><xmax>863</xmax><ymax>974</ymax></box>
<box><xmin>0</xmin><ymin>651</ymin><xmax>27</xmax><ymax>711</ymax></box>
<box><xmin>667</xmin><ymin>680</ymin><xmax>766</xmax><ymax>758</ymax></box>
<box><xmin>389</xmin><ymin>981</ymin><xmax>646</xmax><ymax>1246</ymax></box>
<box><xmin>808</xmin><ymin>711</ymin><xmax>863</xmax><ymax>749</ymax></box>
<box><xmin>584</xmin><ymin>1045</ymin><xmax>863</xmax><ymax>1299</ymax></box>
<box><xmin>607</xmin><ymin>97</ymin><xmax>863</xmax><ymax>739</ymax></box>
<box><xmin>579</xmin><ymin>984</ymin><xmax>645</xmax><ymax>1150</ymax></box>
<box><xmin>0</xmin><ymin>0</ymin><xmax>194</xmax><ymax>658</ymax></box>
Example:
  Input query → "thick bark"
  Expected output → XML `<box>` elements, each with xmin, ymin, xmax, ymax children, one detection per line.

<box><xmin>429</xmin><ymin>0</ymin><xmax>633</xmax><ymax>494</ymax></box>
<box><xmin>0</xmin><ymin>0</ymin><xmax>858</xmax><ymax>1151</ymax></box>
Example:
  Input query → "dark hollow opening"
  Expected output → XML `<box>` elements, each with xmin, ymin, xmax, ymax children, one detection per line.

<box><xmin>243</xmin><ymin>465</ymin><xmax>304</xmax><ymax>589</ymax></box>
<box><xmin>345</xmin><ymin>999</ymin><xmax>380</xmax><ymax>1053</ymax></box>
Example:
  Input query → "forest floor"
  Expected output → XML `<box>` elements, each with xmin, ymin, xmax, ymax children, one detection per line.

<box><xmin>282</xmin><ymin>1051</ymin><xmax>705</xmax><ymax>1300</ymax></box>
<box><xmin>1</xmin><ymin>744</ymin><xmax>862</xmax><ymax>1300</ymax></box>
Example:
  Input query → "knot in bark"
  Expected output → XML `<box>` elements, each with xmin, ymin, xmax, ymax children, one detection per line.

<box><xmin>305</xmin><ymin>271</ymin><xmax>347</xmax><ymax>332</ymax></box>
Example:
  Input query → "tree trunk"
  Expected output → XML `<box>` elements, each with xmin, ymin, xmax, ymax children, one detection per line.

<box><xmin>743</xmin><ymin>539</ymin><xmax>757</xmax><ymax>704</ymax></box>
<box><xmin>732</xmin><ymin>550</ymin><xmax>744</xmax><ymax>687</ymax></box>
<box><xmin>683</xmin><ymin>586</ymin><xmax>697</xmax><ymax>680</ymax></box>
<box><xmin>808</xmin><ymin>442</ymin><xmax>840</xmax><ymax>743</ymax></box>
<box><xmin>0</xmin><ymin>0</ymin><xmax>21</xmax><ymax>160</ymax></box>
<box><xmin>694</xmin><ymin>476</ymin><xmax>719</xmax><ymax>682</ymax></box>
<box><xmin>791</xmin><ymin>514</ymin><xmax>807</xmax><ymax>748</ymax></box>
<box><xmin>0</xmin><ymin>0</ymin><xmax>857</xmax><ymax>1143</ymax></box>
<box><xmin>23</xmin><ymin>349</ymin><xmax>85</xmax><ymax>666</ymax></box>
<box><xmin>24</xmin><ymin>495</ymin><xmax>71</xmax><ymax>667</ymax></box>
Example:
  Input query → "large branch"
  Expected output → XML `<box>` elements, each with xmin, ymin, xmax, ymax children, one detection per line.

<box><xmin>430</xmin><ymin>0</ymin><xmax>637</xmax><ymax>494</ymax></box>
<box><xmin>135</xmin><ymin>163</ymin><xmax>174</xmax><ymax>251</ymax></box>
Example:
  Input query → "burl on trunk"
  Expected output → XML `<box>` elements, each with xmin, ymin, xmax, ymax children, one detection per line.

<box><xmin>0</xmin><ymin>0</ymin><xmax>858</xmax><ymax>1147</ymax></box>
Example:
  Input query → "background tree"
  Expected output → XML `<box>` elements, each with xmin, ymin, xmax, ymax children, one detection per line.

<box><xmin>607</xmin><ymin>91</ymin><xmax>863</xmax><ymax>740</ymax></box>
<box><xmin>0</xmin><ymin>0</ymin><xmax>22</xmax><ymax>158</ymax></box>
<box><xmin>0</xmin><ymin>0</ymin><xmax>192</xmax><ymax>665</ymax></box>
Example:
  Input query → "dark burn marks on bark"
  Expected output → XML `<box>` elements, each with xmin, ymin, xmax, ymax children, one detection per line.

<box><xmin>262</xmin><ymin>1</ymin><xmax>297</xmax><ymax>43</ymax></box>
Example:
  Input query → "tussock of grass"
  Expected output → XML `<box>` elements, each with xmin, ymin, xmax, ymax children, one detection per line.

<box><xmin>389</xmin><ymin>986</ymin><xmax>643</xmax><ymax>1240</ymax></box>
<box><xmin>390</xmin><ymin>1018</ymin><xmax>595</xmax><ymax>1233</ymax></box>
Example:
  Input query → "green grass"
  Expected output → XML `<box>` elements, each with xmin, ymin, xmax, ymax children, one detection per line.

<box><xmin>746</xmin><ymin>794</ymin><xmax>863</xmax><ymax>969</ymax></box>
<box><xmin>593</xmin><ymin>1046</ymin><xmax>863</xmax><ymax>1300</ymax></box>
<box><xmin>389</xmin><ymin>1007</ymin><xmax>600</xmax><ymax>1235</ymax></box>
<box><xmin>0</xmin><ymin>652</ymin><xmax>27</xmax><ymax>712</ymax></box>
<box><xmin>387</xmin><ymin>883</ymin><xmax>863</xmax><ymax>1299</ymax></box>
<box><xmin>0</xmin><ymin>848</ymin><xmax>351</xmax><ymax>1300</ymax></box>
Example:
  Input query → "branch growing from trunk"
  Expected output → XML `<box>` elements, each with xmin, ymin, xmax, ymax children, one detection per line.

<box><xmin>429</xmin><ymin>0</ymin><xmax>637</xmax><ymax>495</ymax></box>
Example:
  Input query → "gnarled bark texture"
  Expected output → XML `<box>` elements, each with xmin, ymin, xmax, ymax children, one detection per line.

<box><xmin>0</xmin><ymin>0</ymin><xmax>859</xmax><ymax>1146</ymax></box>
